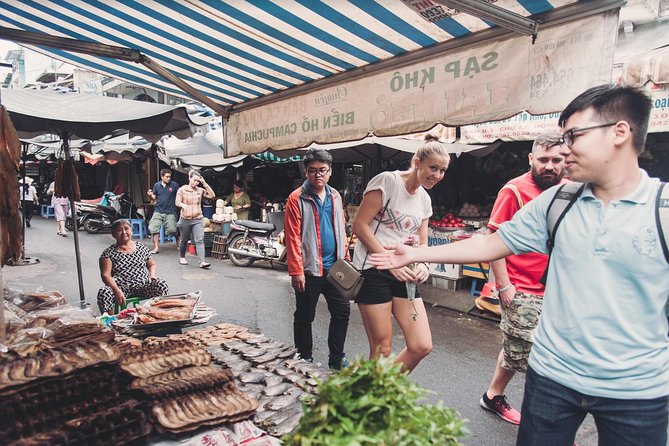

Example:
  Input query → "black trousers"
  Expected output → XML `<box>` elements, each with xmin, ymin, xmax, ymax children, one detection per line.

<box><xmin>22</xmin><ymin>200</ymin><xmax>35</xmax><ymax>223</ymax></box>
<box><xmin>293</xmin><ymin>272</ymin><xmax>350</xmax><ymax>367</ymax></box>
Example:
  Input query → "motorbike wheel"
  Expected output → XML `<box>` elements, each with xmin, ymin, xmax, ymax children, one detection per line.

<box><xmin>83</xmin><ymin>217</ymin><xmax>102</xmax><ymax>234</ymax></box>
<box><xmin>65</xmin><ymin>218</ymin><xmax>74</xmax><ymax>231</ymax></box>
<box><xmin>228</xmin><ymin>235</ymin><xmax>257</xmax><ymax>267</ymax></box>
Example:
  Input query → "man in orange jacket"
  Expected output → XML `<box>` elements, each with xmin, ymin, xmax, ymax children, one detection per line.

<box><xmin>284</xmin><ymin>148</ymin><xmax>350</xmax><ymax>370</ymax></box>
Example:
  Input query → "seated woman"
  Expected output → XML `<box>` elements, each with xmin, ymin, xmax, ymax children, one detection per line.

<box><xmin>97</xmin><ymin>219</ymin><xmax>169</xmax><ymax>315</ymax></box>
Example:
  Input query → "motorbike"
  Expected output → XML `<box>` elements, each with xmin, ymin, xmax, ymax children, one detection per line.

<box><xmin>80</xmin><ymin>193</ymin><xmax>141</xmax><ymax>234</ymax></box>
<box><xmin>65</xmin><ymin>192</ymin><xmax>118</xmax><ymax>231</ymax></box>
<box><xmin>226</xmin><ymin>220</ymin><xmax>286</xmax><ymax>267</ymax></box>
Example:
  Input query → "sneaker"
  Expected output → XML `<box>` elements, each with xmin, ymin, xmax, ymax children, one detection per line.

<box><xmin>179</xmin><ymin>258</ymin><xmax>188</xmax><ymax>265</ymax></box>
<box><xmin>329</xmin><ymin>356</ymin><xmax>350</xmax><ymax>371</ymax></box>
<box><xmin>199</xmin><ymin>262</ymin><xmax>211</xmax><ymax>269</ymax></box>
<box><xmin>479</xmin><ymin>393</ymin><xmax>521</xmax><ymax>425</ymax></box>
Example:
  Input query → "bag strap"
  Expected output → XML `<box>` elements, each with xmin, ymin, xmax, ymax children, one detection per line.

<box><xmin>656</xmin><ymin>182</ymin><xmax>669</xmax><ymax>264</ymax></box>
<box><xmin>357</xmin><ymin>198</ymin><xmax>391</xmax><ymax>271</ymax></box>
<box><xmin>540</xmin><ymin>181</ymin><xmax>585</xmax><ymax>285</ymax></box>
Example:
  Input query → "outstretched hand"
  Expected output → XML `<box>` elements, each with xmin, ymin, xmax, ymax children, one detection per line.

<box><xmin>369</xmin><ymin>244</ymin><xmax>413</xmax><ymax>270</ymax></box>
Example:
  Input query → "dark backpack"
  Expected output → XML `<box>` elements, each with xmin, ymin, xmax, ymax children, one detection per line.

<box><xmin>541</xmin><ymin>181</ymin><xmax>669</xmax><ymax>285</ymax></box>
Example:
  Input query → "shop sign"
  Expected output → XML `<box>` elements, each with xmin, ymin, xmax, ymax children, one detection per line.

<box><xmin>226</xmin><ymin>12</ymin><xmax>618</xmax><ymax>155</ymax></box>
<box><xmin>461</xmin><ymin>82</ymin><xmax>669</xmax><ymax>143</ymax></box>
<box><xmin>460</xmin><ymin>111</ymin><xmax>561</xmax><ymax>144</ymax></box>
<box><xmin>648</xmin><ymin>83</ymin><xmax>669</xmax><ymax>133</ymax></box>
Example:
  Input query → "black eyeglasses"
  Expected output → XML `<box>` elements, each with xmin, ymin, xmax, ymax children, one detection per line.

<box><xmin>306</xmin><ymin>167</ymin><xmax>330</xmax><ymax>176</ymax></box>
<box><xmin>561</xmin><ymin>123</ymin><xmax>616</xmax><ymax>147</ymax></box>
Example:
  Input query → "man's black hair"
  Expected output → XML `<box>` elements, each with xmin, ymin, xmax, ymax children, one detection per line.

<box><xmin>160</xmin><ymin>168</ymin><xmax>172</xmax><ymax>177</ymax></box>
<box><xmin>559</xmin><ymin>84</ymin><xmax>652</xmax><ymax>153</ymax></box>
<box><xmin>302</xmin><ymin>148</ymin><xmax>332</xmax><ymax>167</ymax></box>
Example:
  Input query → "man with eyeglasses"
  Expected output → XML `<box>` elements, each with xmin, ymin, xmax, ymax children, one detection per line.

<box><xmin>284</xmin><ymin>148</ymin><xmax>351</xmax><ymax>370</ymax></box>
<box><xmin>369</xmin><ymin>85</ymin><xmax>668</xmax><ymax>445</ymax></box>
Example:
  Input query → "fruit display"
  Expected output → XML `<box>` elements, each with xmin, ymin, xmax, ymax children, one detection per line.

<box><xmin>429</xmin><ymin>213</ymin><xmax>468</xmax><ymax>230</ymax></box>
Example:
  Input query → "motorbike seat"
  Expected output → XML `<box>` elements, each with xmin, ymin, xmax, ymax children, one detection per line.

<box><xmin>97</xmin><ymin>205</ymin><xmax>118</xmax><ymax>216</ymax></box>
<box><xmin>234</xmin><ymin>220</ymin><xmax>275</xmax><ymax>232</ymax></box>
<box><xmin>80</xmin><ymin>197</ymin><xmax>104</xmax><ymax>205</ymax></box>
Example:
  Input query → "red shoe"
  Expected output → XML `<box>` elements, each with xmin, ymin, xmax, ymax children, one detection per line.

<box><xmin>480</xmin><ymin>393</ymin><xmax>521</xmax><ymax>425</ymax></box>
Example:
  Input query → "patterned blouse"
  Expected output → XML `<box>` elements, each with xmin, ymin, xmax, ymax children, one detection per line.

<box><xmin>100</xmin><ymin>242</ymin><xmax>151</xmax><ymax>289</ymax></box>
<box><xmin>176</xmin><ymin>185</ymin><xmax>204</xmax><ymax>219</ymax></box>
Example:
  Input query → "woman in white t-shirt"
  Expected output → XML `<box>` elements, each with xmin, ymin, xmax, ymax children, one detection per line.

<box><xmin>351</xmin><ymin>135</ymin><xmax>450</xmax><ymax>373</ymax></box>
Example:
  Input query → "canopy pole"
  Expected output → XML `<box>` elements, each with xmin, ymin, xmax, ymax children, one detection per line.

<box><xmin>60</xmin><ymin>133</ymin><xmax>87</xmax><ymax>308</ymax></box>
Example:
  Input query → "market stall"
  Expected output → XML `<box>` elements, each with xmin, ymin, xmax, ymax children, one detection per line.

<box><xmin>0</xmin><ymin>282</ymin><xmax>340</xmax><ymax>445</ymax></box>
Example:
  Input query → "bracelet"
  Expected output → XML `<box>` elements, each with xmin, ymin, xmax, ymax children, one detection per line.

<box><xmin>498</xmin><ymin>284</ymin><xmax>512</xmax><ymax>293</ymax></box>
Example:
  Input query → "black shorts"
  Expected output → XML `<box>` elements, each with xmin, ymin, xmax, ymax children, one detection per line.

<box><xmin>354</xmin><ymin>267</ymin><xmax>421</xmax><ymax>305</ymax></box>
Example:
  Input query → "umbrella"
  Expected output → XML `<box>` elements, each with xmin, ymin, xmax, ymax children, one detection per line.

<box><xmin>1</xmin><ymin>88</ymin><xmax>208</xmax><ymax>308</ymax></box>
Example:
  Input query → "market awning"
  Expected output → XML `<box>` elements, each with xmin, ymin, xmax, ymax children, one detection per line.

<box><xmin>0</xmin><ymin>1</ymin><xmax>623</xmax><ymax>154</ymax></box>
<box><xmin>253</xmin><ymin>152</ymin><xmax>303</xmax><ymax>164</ymax></box>
<box><xmin>1</xmin><ymin>88</ymin><xmax>209</xmax><ymax>141</ymax></box>
<box><xmin>272</xmin><ymin>133</ymin><xmax>487</xmax><ymax>164</ymax></box>
<box><xmin>160</xmin><ymin>132</ymin><xmax>246</xmax><ymax>170</ymax></box>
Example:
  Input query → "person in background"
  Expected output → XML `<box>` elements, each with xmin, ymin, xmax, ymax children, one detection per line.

<box><xmin>175</xmin><ymin>170</ymin><xmax>215</xmax><ymax>269</ymax></box>
<box><xmin>19</xmin><ymin>177</ymin><xmax>38</xmax><ymax>228</ymax></box>
<box><xmin>224</xmin><ymin>180</ymin><xmax>251</xmax><ymax>220</ymax></box>
<box><xmin>479</xmin><ymin>134</ymin><xmax>566</xmax><ymax>425</ymax></box>
<box><xmin>97</xmin><ymin>219</ymin><xmax>169</xmax><ymax>315</ymax></box>
<box><xmin>284</xmin><ymin>148</ymin><xmax>351</xmax><ymax>370</ymax></box>
<box><xmin>147</xmin><ymin>168</ymin><xmax>179</xmax><ymax>254</ymax></box>
<box><xmin>351</xmin><ymin>134</ymin><xmax>450</xmax><ymax>373</ymax></box>
<box><xmin>47</xmin><ymin>180</ymin><xmax>69</xmax><ymax>237</ymax></box>
<box><xmin>371</xmin><ymin>85</ymin><xmax>668</xmax><ymax>446</ymax></box>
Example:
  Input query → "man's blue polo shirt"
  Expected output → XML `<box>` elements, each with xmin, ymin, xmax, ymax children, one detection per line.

<box><xmin>153</xmin><ymin>180</ymin><xmax>179</xmax><ymax>214</ymax></box>
<box><xmin>498</xmin><ymin>170</ymin><xmax>669</xmax><ymax>399</ymax></box>
<box><xmin>306</xmin><ymin>183</ymin><xmax>335</xmax><ymax>270</ymax></box>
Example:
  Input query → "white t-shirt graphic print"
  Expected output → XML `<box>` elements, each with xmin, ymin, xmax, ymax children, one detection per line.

<box><xmin>352</xmin><ymin>171</ymin><xmax>433</xmax><ymax>270</ymax></box>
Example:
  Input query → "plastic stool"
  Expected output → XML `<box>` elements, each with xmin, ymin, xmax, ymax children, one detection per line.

<box><xmin>41</xmin><ymin>205</ymin><xmax>56</xmax><ymax>219</ymax></box>
<box><xmin>470</xmin><ymin>279</ymin><xmax>483</xmax><ymax>296</ymax></box>
<box><xmin>159</xmin><ymin>224</ymin><xmax>176</xmax><ymax>244</ymax></box>
<box><xmin>114</xmin><ymin>296</ymin><xmax>144</xmax><ymax>314</ymax></box>
<box><xmin>129</xmin><ymin>218</ymin><xmax>147</xmax><ymax>239</ymax></box>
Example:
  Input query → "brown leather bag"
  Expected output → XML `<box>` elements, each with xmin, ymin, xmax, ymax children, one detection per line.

<box><xmin>326</xmin><ymin>199</ymin><xmax>390</xmax><ymax>301</ymax></box>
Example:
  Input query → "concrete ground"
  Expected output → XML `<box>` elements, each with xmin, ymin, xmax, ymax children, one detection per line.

<box><xmin>3</xmin><ymin>215</ymin><xmax>605</xmax><ymax>446</ymax></box>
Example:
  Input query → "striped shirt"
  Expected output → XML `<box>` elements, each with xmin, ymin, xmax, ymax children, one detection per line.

<box><xmin>176</xmin><ymin>185</ymin><xmax>204</xmax><ymax>219</ymax></box>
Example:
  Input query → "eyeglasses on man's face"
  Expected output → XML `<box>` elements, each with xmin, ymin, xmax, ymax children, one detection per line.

<box><xmin>306</xmin><ymin>167</ymin><xmax>330</xmax><ymax>176</ymax></box>
<box><xmin>560</xmin><ymin>122</ymin><xmax>617</xmax><ymax>147</ymax></box>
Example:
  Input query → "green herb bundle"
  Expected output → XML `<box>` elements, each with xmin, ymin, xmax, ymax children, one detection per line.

<box><xmin>282</xmin><ymin>356</ymin><xmax>468</xmax><ymax>446</ymax></box>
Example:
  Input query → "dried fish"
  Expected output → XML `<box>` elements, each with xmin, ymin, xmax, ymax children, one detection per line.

<box><xmin>263</xmin><ymin>382</ymin><xmax>292</xmax><ymax>396</ymax></box>
<box><xmin>238</xmin><ymin>372</ymin><xmax>265</xmax><ymax>384</ymax></box>
<box><xmin>262</xmin><ymin>403</ymin><xmax>302</xmax><ymax>427</ymax></box>
<box><xmin>284</xmin><ymin>372</ymin><xmax>304</xmax><ymax>383</ymax></box>
<box><xmin>263</xmin><ymin>375</ymin><xmax>283</xmax><ymax>387</ymax></box>
<box><xmin>265</xmin><ymin>392</ymin><xmax>300</xmax><ymax>410</ymax></box>
<box><xmin>270</xmin><ymin>412</ymin><xmax>302</xmax><ymax>436</ymax></box>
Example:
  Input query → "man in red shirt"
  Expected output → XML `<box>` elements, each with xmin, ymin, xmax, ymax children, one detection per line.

<box><xmin>479</xmin><ymin>134</ymin><xmax>566</xmax><ymax>425</ymax></box>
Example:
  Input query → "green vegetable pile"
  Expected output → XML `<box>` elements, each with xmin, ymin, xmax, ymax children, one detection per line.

<box><xmin>282</xmin><ymin>356</ymin><xmax>469</xmax><ymax>446</ymax></box>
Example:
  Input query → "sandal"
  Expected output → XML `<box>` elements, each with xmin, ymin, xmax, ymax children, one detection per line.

<box><xmin>150</xmin><ymin>248</ymin><xmax>159</xmax><ymax>254</ymax></box>
<box><xmin>179</xmin><ymin>258</ymin><xmax>188</xmax><ymax>265</ymax></box>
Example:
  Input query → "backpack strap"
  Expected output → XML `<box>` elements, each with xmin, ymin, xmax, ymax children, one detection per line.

<box><xmin>656</xmin><ymin>182</ymin><xmax>669</xmax><ymax>264</ymax></box>
<box><xmin>540</xmin><ymin>181</ymin><xmax>585</xmax><ymax>285</ymax></box>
